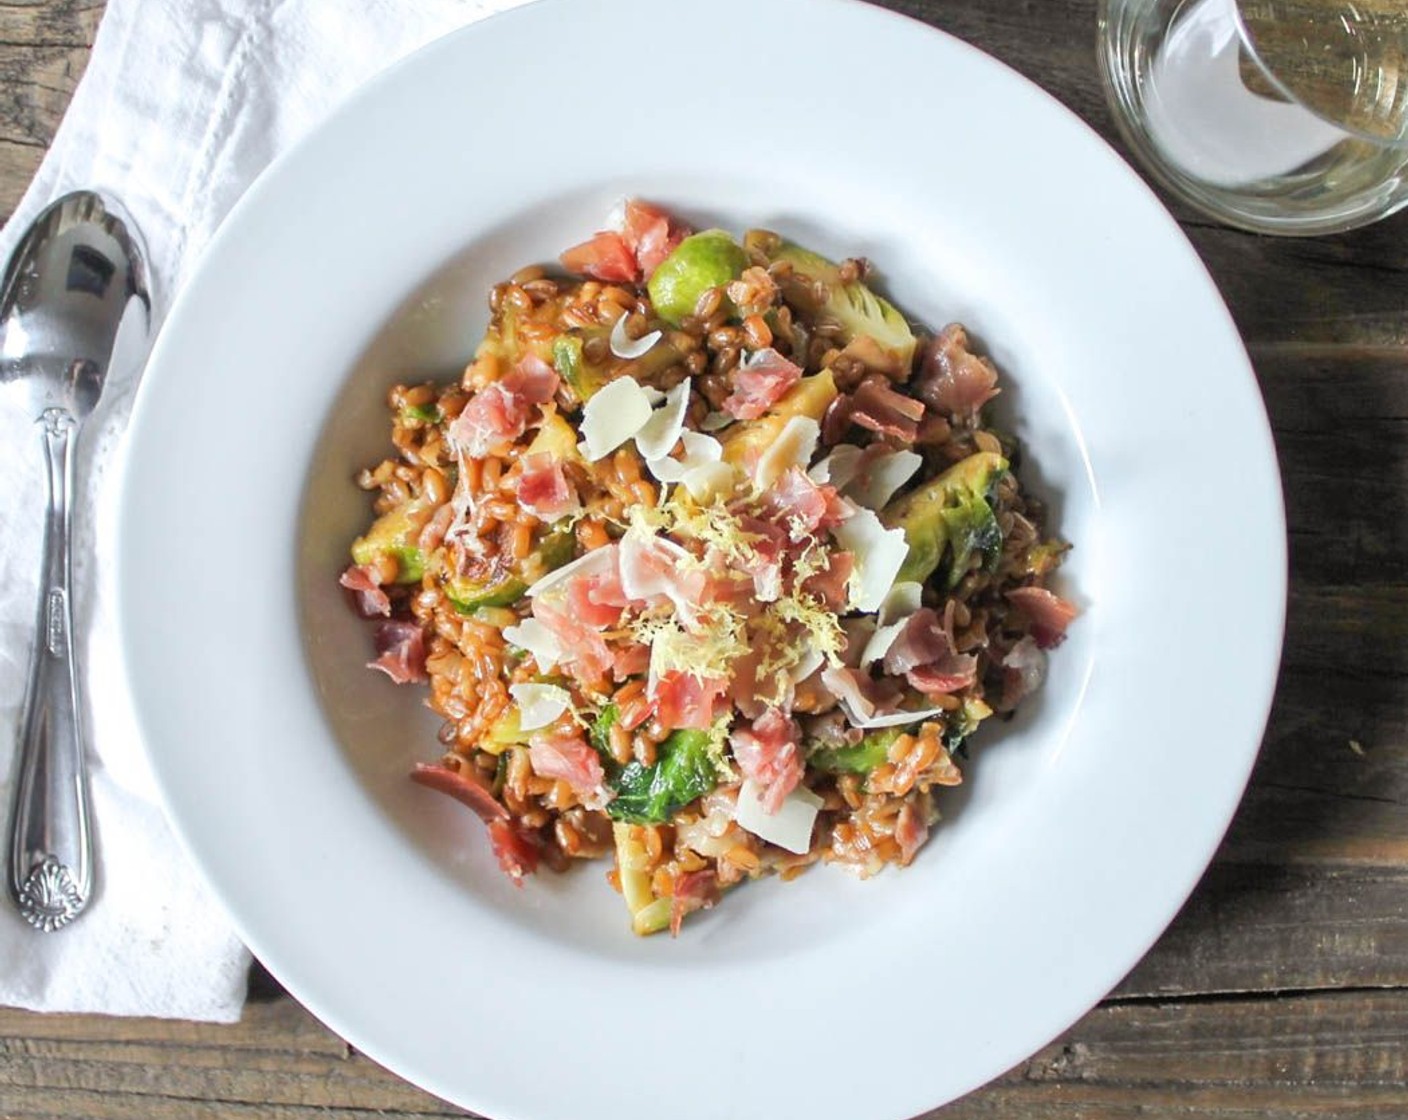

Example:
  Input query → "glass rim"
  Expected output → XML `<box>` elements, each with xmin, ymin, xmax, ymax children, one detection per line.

<box><xmin>1229</xmin><ymin>0</ymin><xmax>1408</xmax><ymax>150</ymax></box>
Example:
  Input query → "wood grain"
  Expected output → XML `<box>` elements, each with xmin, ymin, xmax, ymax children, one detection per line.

<box><xmin>0</xmin><ymin>0</ymin><xmax>102</xmax><ymax>219</ymax></box>
<box><xmin>1</xmin><ymin>0</ymin><xmax>1406</xmax><ymax>1118</ymax></box>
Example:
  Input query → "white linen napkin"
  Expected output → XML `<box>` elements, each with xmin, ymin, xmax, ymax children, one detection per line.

<box><xmin>0</xmin><ymin>0</ymin><xmax>530</xmax><ymax>1023</ymax></box>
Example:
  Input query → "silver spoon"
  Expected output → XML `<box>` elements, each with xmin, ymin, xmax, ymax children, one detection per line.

<box><xmin>1</xmin><ymin>192</ymin><xmax>150</xmax><ymax>930</ymax></box>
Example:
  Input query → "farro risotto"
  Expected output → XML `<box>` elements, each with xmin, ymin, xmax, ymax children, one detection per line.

<box><xmin>340</xmin><ymin>201</ymin><xmax>1076</xmax><ymax>936</ymax></box>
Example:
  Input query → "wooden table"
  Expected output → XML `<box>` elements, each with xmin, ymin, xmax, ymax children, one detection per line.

<box><xmin>3</xmin><ymin>2</ymin><xmax>1406</xmax><ymax>1117</ymax></box>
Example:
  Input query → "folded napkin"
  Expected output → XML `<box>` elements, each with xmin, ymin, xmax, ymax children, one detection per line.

<box><xmin>0</xmin><ymin>0</ymin><xmax>530</xmax><ymax>1023</ymax></box>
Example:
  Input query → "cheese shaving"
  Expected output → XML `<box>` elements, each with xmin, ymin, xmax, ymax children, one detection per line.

<box><xmin>754</xmin><ymin>415</ymin><xmax>820</xmax><ymax>490</ymax></box>
<box><xmin>609</xmin><ymin>314</ymin><xmax>663</xmax><ymax>361</ymax></box>
<box><xmin>860</xmin><ymin>580</ymin><xmax>925</xmax><ymax>667</ymax></box>
<box><xmin>578</xmin><ymin>376</ymin><xmax>654</xmax><ymax>460</ymax></box>
<box><xmin>525</xmin><ymin>544</ymin><xmax>615</xmax><ymax>599</ymax></box>
<box><xmin>809</xmin><ymin>444</ymin><xmax>863</xmax><ymax>489</ymax></box>
<box><xmin>830</xmin><ymin>508</ymin><xmax>909</xmax><ymax>613</ymax></box>
<box><xmin>682</xmin><ymin>460</ymin><xmax>736</xmax><ymax>502</ymax></box>
<box><xmin>734</xmin><ymin>780</ymin><xmax>823</xmax><ymax>851</ymax></box>
<box><xmin>647</xmin><ymin>430</ymin><xmax>723</xmax><ymax>483</ymax></box>
<box><xmin>848</xmin><ymin>449</ymin><xmax>923</xmax><ymax>510</ymax></box>
<box><xmin>509</xmin><ymin>682</ymin><xmax>572</xmax><ymax>731</ymax></box>
<box><xmin>502</xmin><ymin>617</ymin><xmax>566</xmax><ymax>670</ymax></box>
<box><xmin>840</xmin><ymin>702</ymin><xmax>949</xmax><ymax>730</ymax></box>
<box><xmin>634</xmin><ymin>379</ymin><xmax>690</xmax><ymax>461</ymax></box>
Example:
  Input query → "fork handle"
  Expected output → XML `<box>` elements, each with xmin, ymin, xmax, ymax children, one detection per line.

<box><xmin>6</xmin><ymin>406</ymin><xmax>94</xmax><ymax>931</ymax></box>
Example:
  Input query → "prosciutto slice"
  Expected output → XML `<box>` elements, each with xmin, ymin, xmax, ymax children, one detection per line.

<box><xmin>760</xmin><ymin>467</ymin><xmax>850</xmax><ymax>541</ymax></box>
<box><xmin>529</xmin><ymin>734</ymin><xmax>608</xmax><ymax>801</ymax></box>
<box><xmin>849</xmin><ymin>375</ymin><xmax>926</xmax><ymax>442</ymax></box>
<box><xmin>449</xmin><ymin>356</ymin><xmax>561</xmax><ymax>460</ymax></box>
<box><xmin>1005</xmin><ymin>586</ymin><xmax>1078</xmax><ymax>649</ymax></box>
<box><xmin>410</xmin><ymin>761</ymin><xmax>509</xmax><ymax>822</ymax></box>
<box><xmin>915</xmin><ymin>324</ymin><xmax>1000</xmax><ymax>417</ymax></box>
<box><xmin>729</xmin><ymin>709</ymin><xmax>804</xmax><ymax>813</ymax></box>
<box><xmin>368</xmin><ymin>620</ymin><xmax>427</xmax><ymax>684</ymax></box>
<box><xmin>722</xmin><ymin>348</ymin><xmax>803</xmax><ymax>420</ymax></box>
<box><xmin>621</xmin><ymin>199</ymin><xmax>689</xmax><ymax>279</ymax></box>
<box><xmin>532</xmin><ymin>599</ymin><xmax>614</xmax><ymax>680</ymax></box>
<box><xmin>653</xmin><ymin>670</ymin><xmax>727</xmax><ymax>732</ymax></box>
<box><xmin>339</xmin><ymin>563</ymin><xmax>391</xmax><ymax>618</ymax></box>
<box><xmin>559</xmin><ymin>230</ymin><xmax>639</xmax><ymax>283</ymax></box>
<box><xmin>517</xmin><ymin>455</ymin><xmax>580</xmax><ymax>521</ymax></box>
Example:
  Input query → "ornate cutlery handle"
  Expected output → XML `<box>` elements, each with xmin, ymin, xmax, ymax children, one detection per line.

<box><xmin>6</xmin><ymin>406</ymin><xmax>94</xmax><ymax>931</ymax></box>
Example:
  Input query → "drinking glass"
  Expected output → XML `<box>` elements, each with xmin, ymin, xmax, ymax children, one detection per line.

<box><xmin>1098</xmin><ymin>0</ymin><xmax>1408</xmax><ymax>234</ymax></box>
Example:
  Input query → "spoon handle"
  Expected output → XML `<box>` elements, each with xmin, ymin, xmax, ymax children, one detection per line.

<box><xmin>6</xmin><ymin>404</ymin><xmax>94</xmax><ymax>931</ymax></box>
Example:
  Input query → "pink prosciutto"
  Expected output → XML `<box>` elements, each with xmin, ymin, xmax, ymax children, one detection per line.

<box><xmin>730</xmin><ymin>709</ymin><xmax>804</xmax><ymax>813</ymax></box>
<box><xmin>487</xmin><ymin>819</ymin><xmax>542</xmax><ymax>882</ymax></box>
<box><xmin>502</xmin><ymin>353</ymin><xmax>559</xmax><ymax>405</ymax></box>
<box><xmin>916</xmin><ymin>324</ymin><xmax>1000</xmax><ymax>417</ymax></box>
<box><xmin>907</xmin><ymin>659</ymin><xmax>978</xmax><ymax>696</ymax></box>
<box><xmin>653</xmin><ymin>670</ymin><xmax>728</xmax><ymax>731</ymax></box>
<box><xmin>619</xmin><ymin>531</ymin><xmax>708</xmax><ymax>621</ymax></box>
<box><xmin>849</xmin><ymin>375</ymin><xmax>926</xmax><ymax>441</ymax></box>
<box><xmin>532</xmin><ymin>599</ymin><xmax>614</xmax><ymax>680</ymax></box>
<box><xmin>669</xmin><ymin>868</ymin><xmax>720</xmax><ymax>938</ymax></box>
<box><xmin>339</xmin><ymin>563</ymin><xmax>390</xmax><ymax>618</ymax></box>
<box><xmin>894</xmin><ymin>801</ymin><xmax>929</xmax><ymax>865</ymax></box>
<box><xmin>567</xmin><ymin>569</ymin><xmax>631</xmax><ymax>629</ymax></box>
<box><xmin>529</xmin><ymin>734</ymin><xmax>608</xmax><ymax>801</ymax></box>
<box><xmin>560</xmin><ymin>230</ymin><xmax>639</xmax><ymax>283</ymax></box>
<box><xmin>760</xmin><ymin>467</ymin><xmax>850</xmax><ymax>541</ymax></box>
<box><xmin>722</xmin><ymin>348</ymin><xmax>802</xmax><ymax>420</ymax></box>
<box><xmin>517</xmin><ymin>454</ymin><xmax>580</xmax><ymax>521</ymax></box>
<box><xmin>1005</xmin><ymin>586</ymin><xmax>1078</xmax><ymax>649</ymax></box>
<box><xmin>448</xmin><ymin>355</ymin><xmax>560</xmax><ymax>459</ymax></box>
<box><xmin>881</xmin><ymin>609</ymin><xmax>954</xmax><ymax>676</ymax></box>
<box><xmin>621</xmin><ymin>199</ymin><xmax>689</xmax><ymax>279</ymax></box>
<box><xmin>410</xmin><ymin>761</ymin><xmax>509</xmax><ymax>822</ymax></box>
<box><xmin>368</xmin><ymin>620</ymin><xmax>427</xmax><ymax>684</ymax></box>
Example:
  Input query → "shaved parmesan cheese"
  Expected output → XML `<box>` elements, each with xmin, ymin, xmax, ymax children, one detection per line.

<box><xmin>682</xmin><ymin>459</ymin><xmax>736</xmax><ymax>502</ymax></box>
<box><xmin>609</xmin><ymin>314</ymin><xmax>663</xmax><ymax>360</ymax></box>
<box><xmin>509</xmin><ymin>683</ymin><xmax>572</xmax><ymax>731</ymax></box>
<box><xmin>524</xmin><ymin>543</ymin><xmax>616</xmax><ymax>599</ymax></box>
<box><xmin>699</xmin><ymin>410</ymin><xmax>733</xmax><ymax>433</ymax></box>
<box><xmin>603</xmin><ymin>197</ymin><xmax>628</xmax><ymax>232</ymax></box>
<box><xmin>578</xmin><ymin>376</ymin><xmax>654</xmax><ymax>460</ymax></box>
<box><xmin>843</xmin><ymin>704</ymin><xmax>949</xmax><ymax>730</ymax></box>
<box><xmin>831</xmin><ymin>508</ymin><xmax>909</xmax><ymax>613</ymax></box>
<box><xmin>618</xmin><ymin>528</ymin><xmax>695</xmax><ymax>602</ymax></box>
<box><xmin>860</xmin><ymin>580</ymin><xmax>925</xmax><ymax>667</ymax></box>
<box><xmin>646</xmin><ymin>430</ymin><xmax>722</xmax><ymax>482</ymax></box>
<box><xmin>789</xmin><ymin>646</ymin><xmax>825</xmax><ymax>685</ymax></box>
<box><xmin>809</xmin><ymin>444</ymin><xmax>863</xmax><ymax>489</ymax></box>
<box><xmin>634</xmin><ymin>379</ymin><xmax>690</xmax><ymax>461</ymax></box>
<box><xmin>861</xmin><ymin>619</ymin><xmax>907</xmax><ymax>668</ymax></box>
<box><xmin>754</xmin><ymin>415</ymin><xmax>820</xmax><ymax>490</ymax></box>
<box><xmin>734</xmin><ymin>779</ymin><xmax>823</xmax><ymax>853</ymax></box>
<box><xmin>848</xmin><ymin>449</ymin><xmax>922</xmax><ymax>510</ymax></box>
<box><xmin>822</xmin><ymin>666</ymin><xmax>877</xmax><ymax>721</ymax></box>
<box><xmin>502</xmin><ymin>618</ymin><xmax>566</xmax><ymax>670</ymax></box>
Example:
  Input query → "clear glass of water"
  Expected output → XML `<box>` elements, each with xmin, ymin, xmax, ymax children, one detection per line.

<box><xmin>1099</xmin><ymin>0</ymin><xmax>1408</xmax><ymax>234</ymax></box>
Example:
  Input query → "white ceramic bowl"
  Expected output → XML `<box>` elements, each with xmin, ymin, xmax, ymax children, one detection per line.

<box><xmin>118</xmin><ymin>2</ymin><xmax>1286</xmax><ymax>1117</ymax></box>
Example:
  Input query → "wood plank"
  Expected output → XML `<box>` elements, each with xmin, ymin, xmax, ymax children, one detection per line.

<box><xmin>4</xmin><ymin>989</ymin><xmax>1407</xmax><ymax>1120</ymax></box>
<box><xmin>0</xmin><ymin>0</ymin><xmax>101</xmax><ymax>218</ymax></box>
<box><xmin>949</xmin><ymin>989</ymin><xmax>1408</xmax><ymax>1119</ymax></box>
